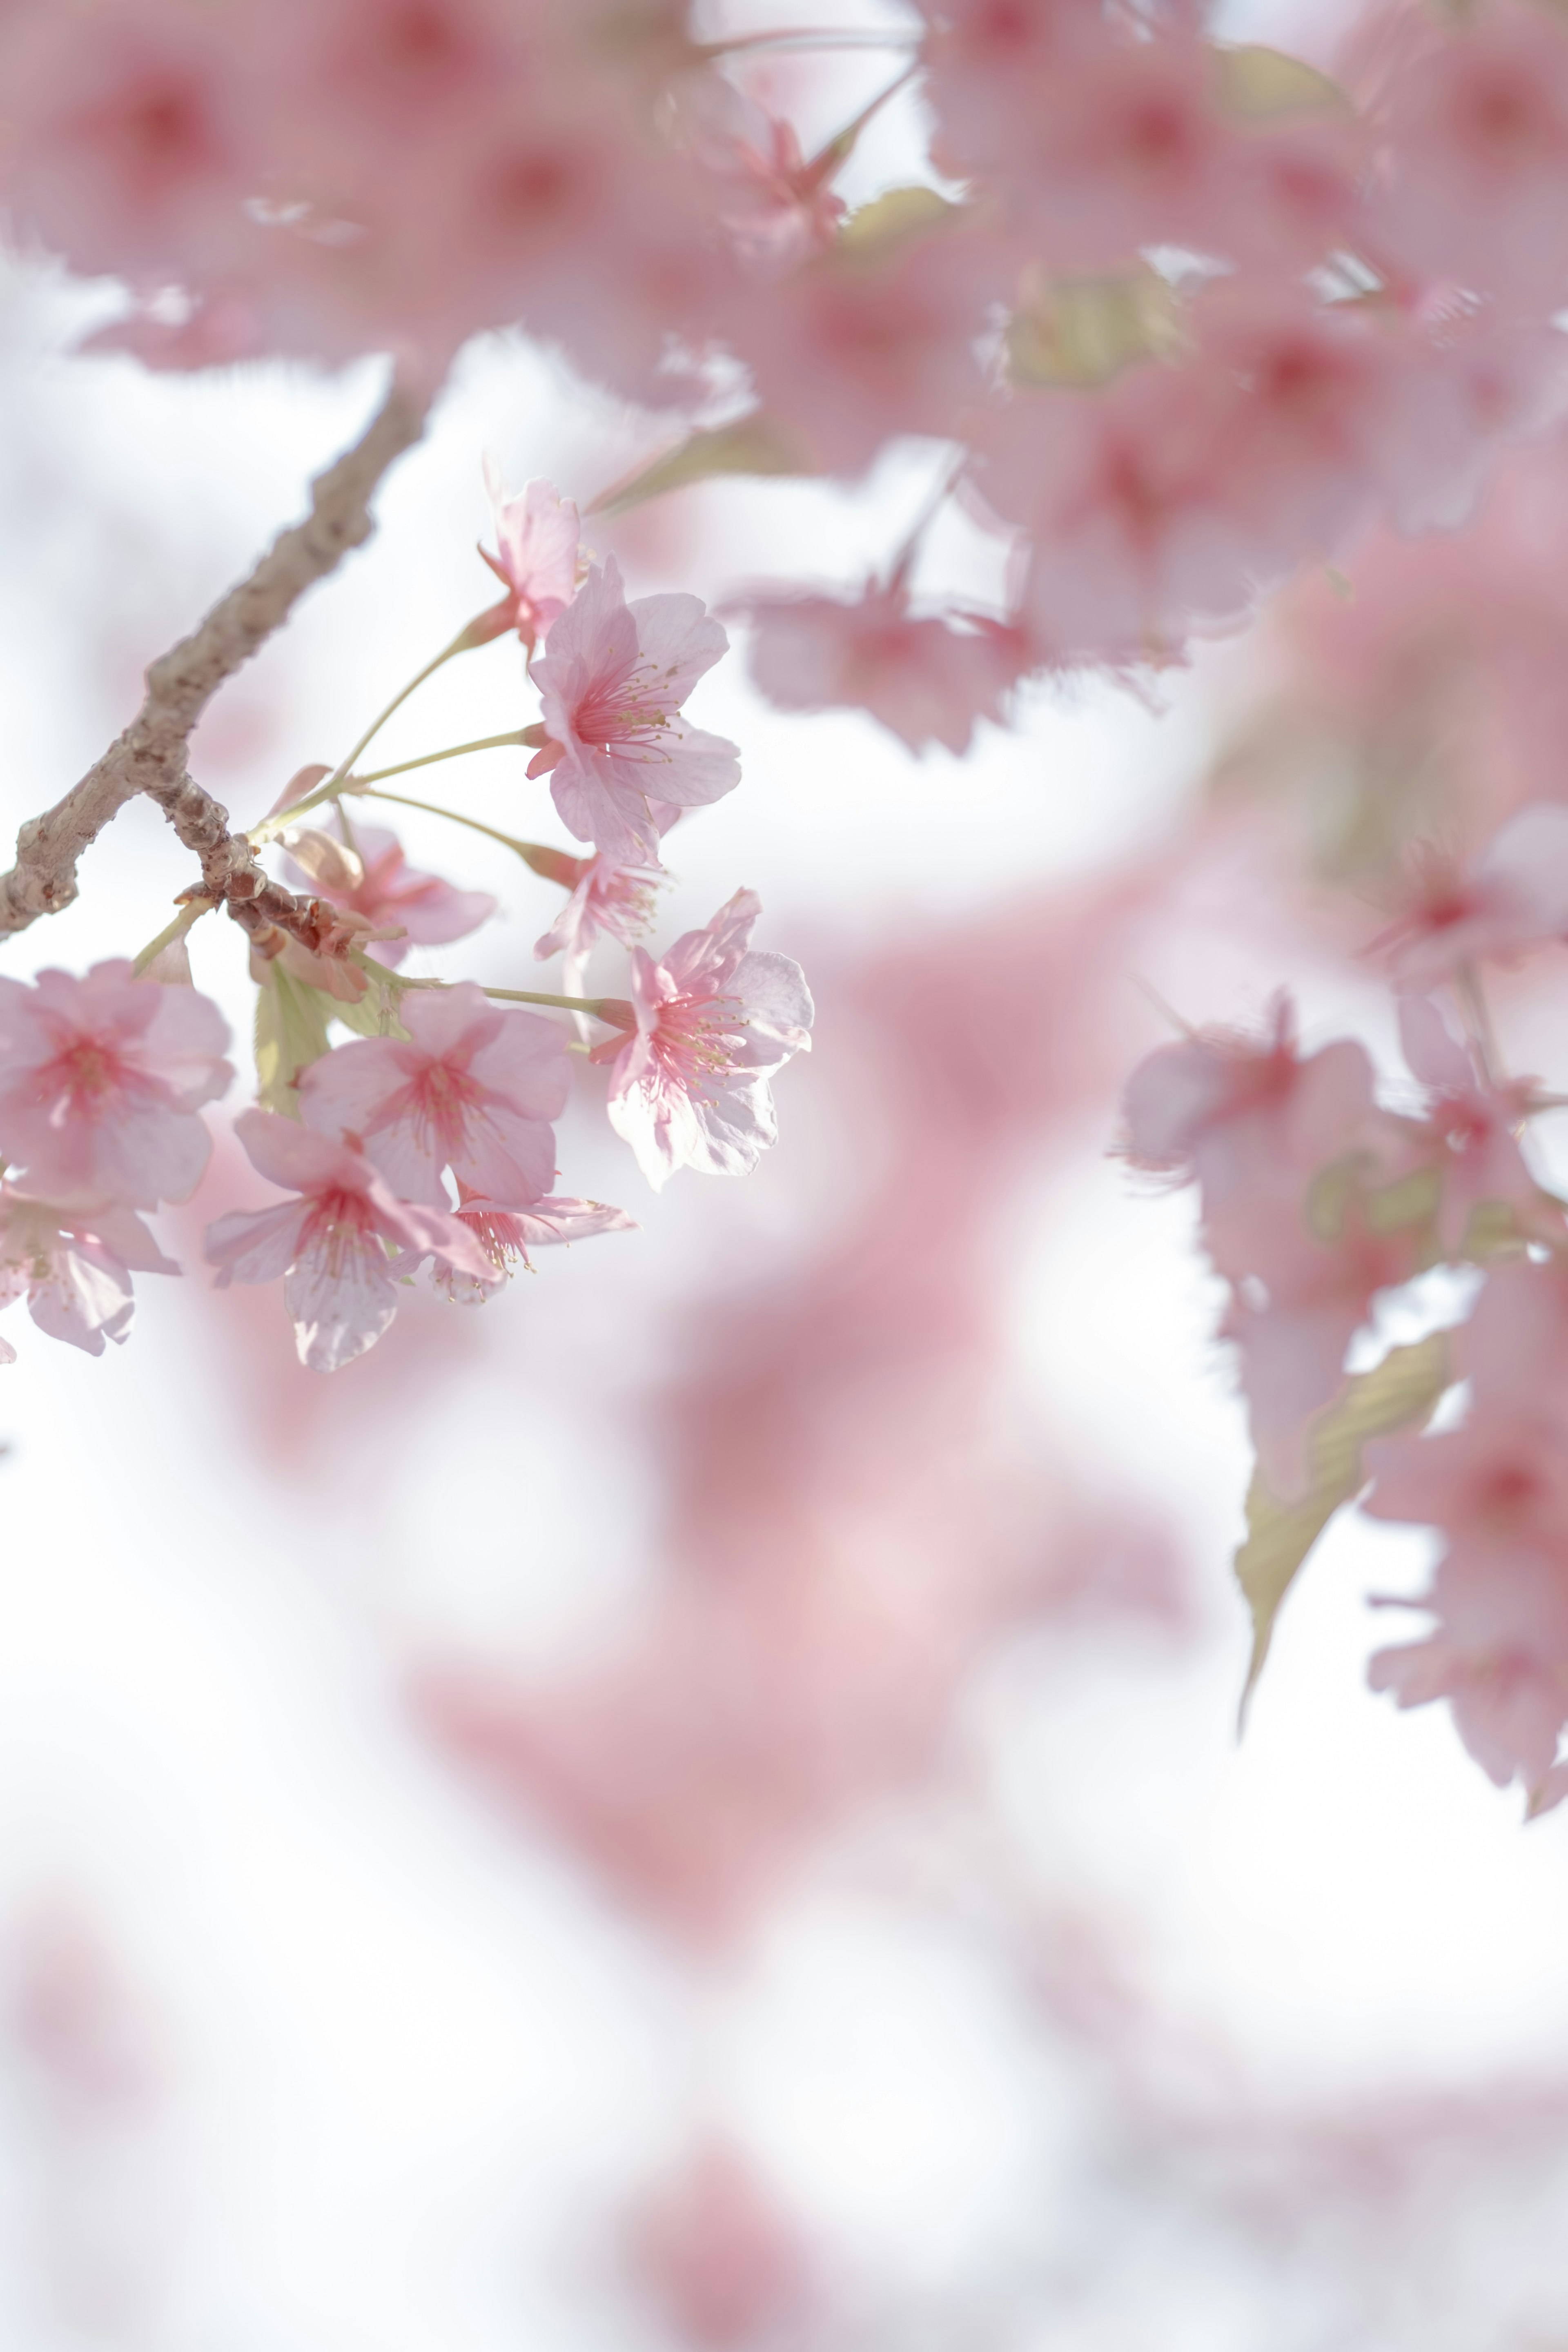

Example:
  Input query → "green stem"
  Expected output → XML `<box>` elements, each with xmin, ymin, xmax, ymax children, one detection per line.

<box><xmin>354</xmin><ymin>730</ymin><xmax>536</xmax><ymax>787</ymax></box>
<box><xmin>353</xmin><ymin>785</ymin><xmax>543</xmax><ymax>859</ymax></box>
<box><xmin>391</xmin><ymin>970</ymin><xmax>630</xmax><ymax>1024</ymax></box>
<box><xmin>325</xmin><ymin>619</ymin><xmax>489</xmax><ymax>791</ymax></box>
<box><xmin>1456</xmin><ymin>961</ymin><xmax>1504</xmax><ymax>1089</ymax></box>
<box><xmin>132</xmin><ymin>897</ymin><xmax>214</xmax><ymax>976</ymax></box>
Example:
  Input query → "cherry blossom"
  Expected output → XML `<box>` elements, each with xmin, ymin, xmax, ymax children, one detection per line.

<box><xmin>205</xmin><ymin>1109</ymin><xmax>494</xmax><ymax>1372</ymax></box>
<box><xmin>1396</xmin><ymin>993</ymin><xmax>1562</xmax><ymax>1254</ymax></box>
<box><xmin>744</xmin><ymin>583</ymin><xmax>1025</xmax><ymax>754</ymax></box>
<box><xmin>670</xmin><ymin>69</ymin><xmax>846</xmax><ymax>275</ymax></box>
<box><xmin>593</xmin><ymin>891</ymin><xmax>813</xmax><ymax>1191</ymax></box>
<box><xmin>297</xmin><ymin>982</ymin><xmax>571</xmax><ymax>1210</ymax></box>
<box><xmin>1369</xmin><ymin>806</ymin><xmax>1568</xmax><ymax>991</ymax></box>
<box><xmin>283</xmin><ymin>824</ymin><xmax>496</xmax><ymax>969</ymax></box>
<box><xmin>530</xmin><ymin>557</ymin><xmax>740</xmax><ymax>865</ymax></box>
<box><xmin>1123</xmin><ymin>996</ymin><xmax>1425</xmax><ymax>1493</ymax></box>
<box><xmin>0</xmin><ymin>1188</ymin><xmax>178</xmax><ymax>1360</ymax></box>
<box><xmin>474</xmin><ymin>470</ymin><xmax>581</xmax><ymax>650</ymax></box>
<box><xmin>532</xmin><ymin>850</ymin><xmax>664</xmax><ymax>988</ymax></box>
<box><xmin>0</xmin><ymin>961</ymin><xmax>232</xmax><ymax>1209</ymax></box>
<box><xmin>433</xmin><ymin>1188</ymin><xmax>637</xmax><ymax>1304</ymax></box>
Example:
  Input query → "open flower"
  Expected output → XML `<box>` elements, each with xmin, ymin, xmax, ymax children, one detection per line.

<box><xmin>474</xmin><ymin>470</ymin><xmax>581</xmax><ymax>649</ymax></box>
<box><xmin>0</xmin><ymin>960</ymin><xmax>232</xmax><ymax>1208</ymax></box>
<box><xmin>595</xmin><ymin>890</ymin><xmax>813</xmax><ymax>1191</ymax></box>
<box><xmin>533</xmin><ymin>849</ymin><xmax>664</xmax><ymax>980</ymax></box>
<box><xmin>298</xmin><ymin>983</ymin><xmax>571</xmax><ymax>1210</ymax></box>
<box><xmin>0</xmin><ymin>1187</ymin><xmax>179</xmax><ymax>1359</ymax></box>
<box><xmin>530</xmin><ymin>557</ymin><xmax>740</xmax><ymax>864</ymax></box>
<box><xmin>283</xmin><ymin>824</ymin><xmax>496</xmax><ymax>969</ymax></box>
<box><xmin>433</xmin><ymin>1187</ymin><xmax>637</xmax><ymax>1303</ymax></box>
<box><xmin>205</xmin><ymin>1109</ymin><xmax>494</xmax><ymax>1372</ymax></box>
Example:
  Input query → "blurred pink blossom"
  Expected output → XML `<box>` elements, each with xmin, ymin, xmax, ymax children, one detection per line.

<box><xmin>744</xmin><ymin>583</ymin><xmax>1025</xmax><ymax>754</ymax></box>
<box><xmin>0</xmin><ymin>961</ymin><xmax>231</xmax><ymax>1209</ymax></box>
<box><xmin>0</xmin><ymin>1188</ymin><xmax>178</xmax><ymax>1360</ymax></box>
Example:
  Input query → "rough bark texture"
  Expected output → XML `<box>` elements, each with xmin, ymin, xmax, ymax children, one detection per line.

<box><xmin>0</xmin><ymin>376</ymin><xmax>429</xmax><ymax>942</ymax></box>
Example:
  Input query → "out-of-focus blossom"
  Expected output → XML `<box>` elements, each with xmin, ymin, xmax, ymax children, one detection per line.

<box><xmin>1364</xmin><ymin>1263</ymin><xmax>1568</xmax><ymax>1806</ymax></box>
<box><xmin>1396</xmin><ymin>993</ymin><xmax>1562</xmax><ymax>1254</ymax></box>
<box><xmin>205</xmin><ymin>1108</ymin><xmax>493</xmax><ymax>1372</ymax></box>
<box><xmin>298</xmin><ymin>982</ymin><xmax>570</xmax><ymax>1210</ymax></box>
<box><xmin>626</xmin><ymin>2141</ymin><xmax>815</xmax><ymax>2350</ymax></box>
<box><xmin>530</xmin><ymin>557</ymin><xmax>739</xmax><ymax>865</ymax></box>
<box><xmin>1364</xmin><ymin>0</ymin><xmax>1568</xmax><ymax>306</ymax></box>
<box><xmin>435</xmin><ymin>1187</ymin><xmax>636</xmax><ymax>1303</ymax></box>
<box><xmin>0</xmin><ymin>1187</ymin><xmax>178</xmax><ymax>1360</ymax></box>
<box><xmin>1369</xmin><ymin>806</ymin><xmax>1568</xmax><ymax>989</ymax></box>
<box><xmin>744</xmin><ymin>581</ymin><xmax>1025</xmax><ymax>754</ymax></box>
<box><xmin>283</xmin><ymin>823</ymin><xmax>496</xmax><ymax>970</ymax></box>
<box><xmin>0</xmin><ymin>962</ymin><xmax>231</xmax><ymax>1209</ymax></box>
<box><xmin>670</xmin><ymin>69</ymin><xmax>846</xmax><ymax>274</ymax></box>
<box><xmin>474</xmin><ymin>470</ymin><xmax>581</xmax><ymax>649</ymax></box>
<box><xmin>1123</xmin><ymin>994</ymin><xmax>1427</xmax><ymax>1493</ymax></box>
<box><xmin>595</xmin><ymin>891</ymin><xmax>812</xmax><ymax>1191</ymax></box>
<box><xmin>731</xmin><ymin>207</ymin><xmax>1011</xmax><ymax>478</ymax></box>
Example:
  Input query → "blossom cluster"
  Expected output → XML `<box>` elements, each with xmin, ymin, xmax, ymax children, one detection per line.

<box><xmin>1122</xmin><ymin>797</ymin><xmax>1568</xmax><ymax>1813</ymax></box>
<box><xmin>0</xmin><ymin>484</ymin><xmax>811</xmax><ymax>1372</ymax></box>
<box><xmin>7</xmin><ymin>2</ymin><xmax>1568</xmax><ymax>734</ymax></box>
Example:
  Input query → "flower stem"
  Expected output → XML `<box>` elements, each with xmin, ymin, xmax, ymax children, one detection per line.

<box><xmin>324</xmin><ymin>618</ymin><xmax>494</xmax><ymax>792</ymax></box>
<box><xmin>353</xmin><ymin>730</ymin><xmax>539</xmax><ymax>787</ymax></box>
<box><xmin>132</xmin><ymin>897</ymin><xmax>214</xmax><ymax>976</ymax></box>
<box><xmin>350</xmin><ymin>785</ymin><xmax>547</xmax><ymax>860</ymax></box>
<box><xmin>1456</xmin><ymin>961</ymin><xmax>1504</xmax><ymax>1088</ymax></box>
<box><xmin>391</xmin><ymin>969</ymin><xmax>631</xmax><ymax>1025</ymax></box>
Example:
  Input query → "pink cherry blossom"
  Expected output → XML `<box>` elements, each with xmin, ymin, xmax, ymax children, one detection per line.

<box><xmin>626</xmin><ymin>2142</ymin><xmax>815</xmax><ymax>2350</ymax></box>
<box><xmin>205</xmin><ymin>1108</ymin><xmax>494</xmax><ymax>1373</ymax></box>
<box><xmin>1363</xmin><ymin>1262</ymin><xmax>1568</xmax><ymax>1803</ymax></box>
<box><xmin>432</xmin><ymin>1188</ymin><xmax>637</xmax><ymax>1303</ymax></box>
<box><xmin>1123</xmin><ymin>996</ymin><xmax>1425</xmax><ymax>1493</ymax></box>
<box><xmin>532</xmin><ymin>849</ymin><xmax>664</xmax><ymax>990</ymax></box>
<box><xmin>474</xmin><ymin>469</ymin><xmax>581</xmax><ymax>649</ymax></box>
<box><xmin>670</xmin><ymin>68</ymin><xmax>846</xmax><ymax>275</ymax></box>
<box><xmin>744</xmin><ymin>583</ymin><xmax>1025</xmax><ymax>755</ymax></box>
<box><xmin>283</xmin><ymin>823</ymin><xmax>496</xmax><ymax>969</ymax></box>
<box><xmin>530</xmin><ymin>557</ymin><xmax>740</xmax><ymax>865</ymax></box>
<box><xmin>297</xmin><ymin>982</ymin><xmax>571</xmax><ymax>1210</ymax></box>
<box><xmin>0</xmin><ymin>960</ymin><xmax>232</xmax><ymax>1209</ymax></box>
<box><xmin>593</xmin><ymin>890</ymin><xmax>813</xmax><ymax>1192</ymax></box>
<box><xmin>1369</xmin><ymin>806</ymin><xmax>1568</xmax><ymax>989</ymax></box>
<box><xmin>1364</xmin><ymin>1</ymin><xmax>1568</xmax><ymax>307</ymax></box>
<box><xmin>1396</xmin><ymin>993</ymin><xmax>1563</xmax><ymax>1254</ymax></box>
<box><xmin>0</xmin><ymin>1187</ymin><xmax>178</xmax><ymax>1360</ymax></box>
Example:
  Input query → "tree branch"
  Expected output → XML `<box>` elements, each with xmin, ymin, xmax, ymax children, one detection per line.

<box><xmin>0</xmin><ymin>374</ymin><xmax>431</xmax><ymax>942</ymax></box>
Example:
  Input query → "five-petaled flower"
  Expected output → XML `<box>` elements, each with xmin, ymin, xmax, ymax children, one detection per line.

<box><xmin>530</xmin><ymin>557</ymin><xmax>741</xmax><ymax>865</ymax></box>
<box><xmin>205</xmin><ymin>1109</ymin><xmax>494</xmax><ymax>1373</ymax></box>
<box><xmin>594</xmin><ymin>890</ymin><xmax>813</xmax><ymax>1191</ymax></box>
<box><xmin>0</xmin><ymin>960</ymin><xmax>232</xmax><ymax>1208</ymax></box>
<box><xmin>298</xmin><ymin>983</ymin><xmax>571</xmax><ymax>1210</ymax></box>
<box><xmin>0</xmin><ymin>1186</ymin><xmax>179</xmax><ymax>1361</ymax></box>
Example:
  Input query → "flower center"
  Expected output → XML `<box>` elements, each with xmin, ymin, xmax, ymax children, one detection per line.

<box><xmin>652</xmin><ymin>992</ymin><xmax>746</xmax><ymax>1098</ymax></box>
<box><xmin>574</xmin><ymin>658</ymin><xmax>684</xmax><ymax>766</ymax></box>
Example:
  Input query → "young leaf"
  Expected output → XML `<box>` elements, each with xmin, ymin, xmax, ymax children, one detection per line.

<box><xmin>587</xmin><ymin>416</ymin><xmax>809</xmax><ymax>519</ymax></box>
<box><xmin>1236</xmin><ymin>1331</ymin><xmax>1453</xmax><ymax>1725</ymax></box>
<box><xmin>254</xmin><ymin>964</ymin><xmax>333</xmax><ymax>1116</ymax></box>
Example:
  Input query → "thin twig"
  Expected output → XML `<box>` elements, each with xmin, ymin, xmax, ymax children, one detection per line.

<box><xmin>0</xmin><ymin>374</ymin><xmax>431</xmax><ymax>944</ymax></box>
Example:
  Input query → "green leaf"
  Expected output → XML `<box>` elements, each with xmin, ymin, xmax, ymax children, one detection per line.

<box><xmin>329</xmin><ymin>965</ymin><xmax>409</xmax><ymax>1041</ymax></box>
<box><xmin>1213</xmin><ymin>43</ymin><xmax>1348</xmax><ymax>120</ymax></box>
<box><xmin>1236</xmin><ymin>1332</ymin><xmax>1453</xmax><ymax>1725</ymax></box>
<box><xmin>1005</xmin><ymin>265</ymin><xmax>1185</xmax><ymax>390</ymax></box>
<box><xmin>586</xmin><ymin>415</ymin><xmax>810</xmax><ymax>519</ymax></box>
<box><xmin>254</xmin><ymin>964</ymin><xmax>333</xmax><ymax>1116</ymax></box>
<box><xmin>836</xmin><ymin>183</ymin><xmax>958</xmax><ymax>258</ymax></box>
